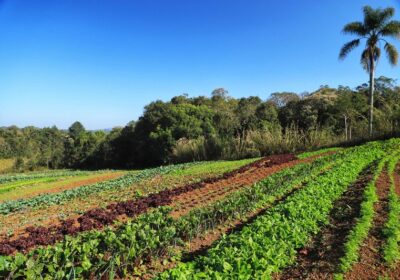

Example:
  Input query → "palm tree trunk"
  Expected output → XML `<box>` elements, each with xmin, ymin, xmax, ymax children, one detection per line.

<box><xmin>369</xmin><ymin>55</ymin><xmax>375</xmax><ymax>137</ymax></box>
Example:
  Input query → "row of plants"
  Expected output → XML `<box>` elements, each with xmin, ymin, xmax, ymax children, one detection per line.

<box><xmin>157</xmin><ymin>140</ymin><xmax>397</xmax><ymax>279</ymax></box>
<box><xmin>0</xmin><ymin>147</ymin><xmax>338</xmax><ymax>278</ymax></box>
<box><xmin>0</xmin><ymin>177</ymin><xmax>61</xmax><ymax>195</ymax></box>
<box><xmin>0</xmin><ymin>162</ymin><xmax>200</xmax><ymax>215</ymax></box>
<box><xmin>382</xmin><ymin>156</ymin><xmax>400</xmax><ymax>266</ymax></box>
<box><xmin>334</xmin><ymin>155</ymin><xmax>389</xmax><ymax>276</ymax></box>
<box><xmin>296</xmin><ymin>146</ymin><xmax>340</xmax><ymax>159</ymax></box>
<box><xmin>0</xmin><ymin>169</ymin><xmax>109</xmax><ymax>185</ymax></box>
<box><xmin>0</xmin><ymin>154</ymin><xmax>296</xmax><ymax>254</ymax></box>
<box><xmin>335</xmin><ymin>150</ymin><xmax>400</xmax><ymax>278</ymax></box>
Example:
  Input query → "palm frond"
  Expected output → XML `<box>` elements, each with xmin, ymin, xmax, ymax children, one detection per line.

<box><xmin>363</xmin><ymin>6</ymin><xmax>377</xmax><ymax>30</ymax></box>
<box><xmin>380</xmin><ymin>20</ymin><xmax>400</xmax><ymax>39</ymax></box>
<box><xmin>379</xmin><ymin>7</ymin><xmax>395</xmax><ymax>25</ymax></box>
<box><xmin>360</xmin><ymin>49</ymin><xmax>370</xmax><ymax>72</ymax></box>
<box><xmin>374</xmin><ymin>47</ymin><xmax>381</xmax><ymax>62</ymax></box>
<box><xmin>342</xmin><ymin>21</ymin><xmax>366</xmax><ymax>36</ymax></box>
<box><xmin>339</xmin><ymin>39</ymin><xmax>360</xmax><ymax>60</ymax></box>
<box><xmin>384</xmin><ymin>42</ymin><xmax>399</xmax><ymax>65</ymax></box>
<box><xmin>363</xmin><ymin>6</ymin><xmax>394</xmax><ymax>30</ymax></box>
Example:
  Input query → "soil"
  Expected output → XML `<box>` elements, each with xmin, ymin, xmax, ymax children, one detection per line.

<box><xmin>394</xmin><ymin>163</ymin><xmax>400</xmax><ymax>196</ymax></box>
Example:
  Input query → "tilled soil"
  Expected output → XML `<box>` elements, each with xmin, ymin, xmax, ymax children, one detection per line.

<box><xmin>0</xmin><ymin>154</ymin><xmax>298</xmax><ymax>255</ymax></box>
<box><xmin>394</xmin><ymin>164</ymin><xmax>400</xmax><ymax>196</ymax></box>
<box><xmin>275</xmin><ymin>164</ymin><xmax>375</xmax><ymax>280</ymax></box>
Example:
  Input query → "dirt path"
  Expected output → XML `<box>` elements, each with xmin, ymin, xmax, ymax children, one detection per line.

<box><xmin>394</xmin><ymin>163</ymin><xmax>400</xmax><ymax>196</ymax></box>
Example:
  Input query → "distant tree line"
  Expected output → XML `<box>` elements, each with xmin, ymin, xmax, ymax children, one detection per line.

<box><xmin>1</xmin><ymin>76</ymin><xmax>400</xmax><ymax>171</ymax></box>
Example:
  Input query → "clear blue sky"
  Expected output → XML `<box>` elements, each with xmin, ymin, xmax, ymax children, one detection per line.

<box><xmin>0</xmin><ymin>0</ymin><xmax>399</xmax><ymax>129</ymax></box>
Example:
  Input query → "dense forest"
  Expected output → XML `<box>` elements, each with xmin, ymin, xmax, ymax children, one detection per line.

<box><xmin>1</xmin><ymin>76</ymin><xmax>400</xmax><ymax>171</ymax></box>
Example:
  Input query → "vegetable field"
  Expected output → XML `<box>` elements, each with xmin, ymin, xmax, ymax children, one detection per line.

<box><xmin>0</xmin><ymin>139</ymin><xmax>399</xmax><ymax>279</ymax></box>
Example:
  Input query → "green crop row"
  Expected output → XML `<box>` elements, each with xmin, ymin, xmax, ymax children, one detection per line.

<box><xmin>0</xmin><ymin>170</ymin><xmax>108</xmax><ymax>185</ymax></box>
<box><xmin>296</xmin><ymin>147</ymin><xmax>340</xmax><ymax>159</ymax></box>
<box><xmin>0</xmin><ymin>143</ymin><xmax>341</xmax><ymax>279</ymax></box>
<box><xmin>0</xmin><ymin>162</ymin><xmax>199</xmax><ymax>215</ymax></box>
<box><xmin>382</xmin><ymin>156</ymin><xmax>400</xmax><ymax>266</ymax></box>
<box><xmin>0</xmin><ymin>177</ymin><xmax>63</xmax><ymax>196</ymax></box>
<box><xmin>335</xmin><ymin>151</ymin><xmax>400</xmax><ymax>277</ymax></box>
<box><xmin>157</xmin><ymin>140</ymin><xmax>397</xmax><ymax>279</ymax></box>
<box><xmin>334</xmin><ymin>157</ymin><xmax>389</xmax><ymax>277</ymax></box>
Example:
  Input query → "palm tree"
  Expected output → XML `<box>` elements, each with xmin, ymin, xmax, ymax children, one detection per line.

<box><xmin>339</xmin><ymin>6</ymin><xmax>400</xmax><ymax>137</ymax></box>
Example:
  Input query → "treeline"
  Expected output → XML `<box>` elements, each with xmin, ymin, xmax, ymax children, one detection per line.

<box><xmin>1</xmin><ymin>76</ymin><xmax>400</xmax><ymax>171</ymax></box>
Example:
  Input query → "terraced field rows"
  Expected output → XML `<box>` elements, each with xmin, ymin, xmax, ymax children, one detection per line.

<box><xmin>0</xmin><ymin>139</ymin><xmax>399</xmax><ymax>279</ymax></box>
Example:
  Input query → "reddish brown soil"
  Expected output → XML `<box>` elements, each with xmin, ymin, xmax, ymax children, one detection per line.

<box><xmin>275</xmin><ymin>164</ymin><xmax>375</xmax><ymax>280</ymax></box>
<box><xmin>0</xmin><ymin>154</ymin><xmax>299</xmax><ymax>255</ymax></box>
<box><xmin>169</xmin><ymin>154</ymin><xmax>325</xmax><ymax>218</ymax></box>
<box><xmin>394</xmin><ymin>163</ymin><xmax>400</xmax><ymax>196</ymax></box>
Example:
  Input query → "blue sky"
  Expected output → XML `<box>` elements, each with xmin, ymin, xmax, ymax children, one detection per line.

<box><xmin>0</xmin><ymin>0</ymin><xmax>399</xmax><ymax>129</ymax></box>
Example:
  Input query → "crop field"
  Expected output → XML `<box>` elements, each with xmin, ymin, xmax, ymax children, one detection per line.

<box><xmin>0</xmin><ymin>140</ymin><xmax>399</xmax><ymax>279</ymax></box>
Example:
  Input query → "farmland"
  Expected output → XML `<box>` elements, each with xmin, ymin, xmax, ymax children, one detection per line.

<box><xmin>0</xmin><ymin>140</ymin><xmax>398</xmax><ymax>279</ymax></box>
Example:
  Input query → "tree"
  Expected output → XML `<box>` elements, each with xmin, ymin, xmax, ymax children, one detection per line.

<box><xmin>68</xmin><ymin>121</ymin><xmax>85</xmax><ymax>139</ymax></box>
<box><xmin>339</xmin><ymin>6</ymin><xmax>400</xmax><ymax>136</ymax></box>
<box><xmin>269</xmin><ymin>92</ymin><xmax>299</xmax><ymax>108</ymax></box>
